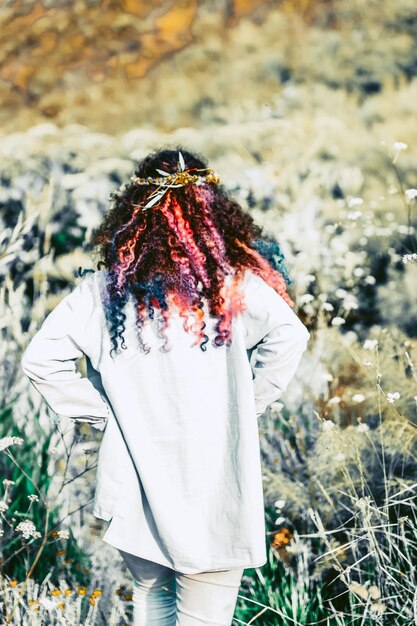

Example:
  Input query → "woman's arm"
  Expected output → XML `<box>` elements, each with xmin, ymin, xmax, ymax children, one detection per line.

<box><xmin>251</xmin><ymin>323</ymin><xmax>310</xmax><ymax>418</ymax></box>
<box><xmin>240</xmin><ymin>271</ymin><xmax>310</xmax><ymax>418</ymax></box>
<box><xmin>20</xmin><ymin>274</ymin><xmax>112</xmax><ymax>431</ymax></box>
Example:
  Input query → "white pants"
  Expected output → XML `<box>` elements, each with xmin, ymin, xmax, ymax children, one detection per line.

<box><xmin>119</xmin><ymin>549</ymin><xmax>244</xmax><ymax>626</ymax></box>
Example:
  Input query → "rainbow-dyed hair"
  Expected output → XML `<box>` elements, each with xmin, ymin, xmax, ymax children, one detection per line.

<box><xmin>88</xmin><ymin>147</ymin><xmax>295</xmax><ymax>358</ymax></box>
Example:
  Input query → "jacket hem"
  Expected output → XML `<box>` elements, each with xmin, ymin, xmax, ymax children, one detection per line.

<box><xmin>93</xmin><ymin>508</ymin><xmax>113</xmax><ymax>522</ymax></box>
<box><xmin>101</xmin><ymin>530</ymin><xmax>267</xmax><ymax>574</ymax></box>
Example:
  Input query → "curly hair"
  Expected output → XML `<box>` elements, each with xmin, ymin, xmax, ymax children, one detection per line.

<box><xmin>85</xmin><ymin>147</ymin><xmax>295</xmax><ymax>358</ymax></box>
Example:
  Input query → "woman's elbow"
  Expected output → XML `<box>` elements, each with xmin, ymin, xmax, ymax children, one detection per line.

<box><xmin>291</xmin><ymin>320</ymin><xmax>311</xmax><ymax>347</ymax></box>
<box><xmin>20</xmin><ymin>346</ymin><xmax>38</xmax><ymax>378</ymax></box>
<box><xmin>303</xmin><ymin>326</ymin><xmax>311</xmax><ymax>344</ymax></box>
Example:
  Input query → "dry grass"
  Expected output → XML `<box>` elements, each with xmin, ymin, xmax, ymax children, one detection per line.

<box><xmin>1</xmin><ymin>0</ymin><xmax>416</xmax><ymax>623</ymax></box>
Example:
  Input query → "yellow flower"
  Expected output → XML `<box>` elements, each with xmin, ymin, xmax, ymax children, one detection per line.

<box><xmin>78</xmin><ymin>587</ymin><xmax>87</xmax><ymax>596</ymax></box>
<box><xmin>89</xmin><ymin>598</ymin><xmax>96</xmax><ymax>606</ymax></box>
<box><xmin>50</xmin><ymin>589</ymin><xmax>62</xmax><ymax>596</ymax></box>
<box><xmin>65</xmin><ymin>589</ymin><xmax>73</xmax><ymax>595</ymax></box>
<box><xmin>9</xmin><ymin>580</ymin><xmax>18</xmax><ymax>588</ymax></box>
<box><xmin>91</xmin><ymin>589</ymin><xmax>102</xmax><ymax>598</ymax></box>
<box><xmin>272</xmin><ymin>527</ymin><xmax>293</xmax><ymax>549</ymax></box>
<box><xmin>58</xmin><ymin>603</ymin><xmax>65</xmax><ymax>610</ymax></box>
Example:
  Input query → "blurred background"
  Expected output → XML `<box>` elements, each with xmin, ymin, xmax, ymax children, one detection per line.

<box><xmin>1</xmin><ymin>1</ymin><xmax>417</xmax><ymax>624</ymax></box>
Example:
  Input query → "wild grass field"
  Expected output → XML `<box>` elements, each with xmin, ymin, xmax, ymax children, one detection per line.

<box><xmin>0</xmin><ymin>1</ymin><xmax>417</xmax><ymax>624</ymax></box>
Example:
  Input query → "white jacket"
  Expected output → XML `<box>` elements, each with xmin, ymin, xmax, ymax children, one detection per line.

<box><xmin>20</xmin><ymin>268</ymin><xmax>310</xmax><ymax>574</ymax></box>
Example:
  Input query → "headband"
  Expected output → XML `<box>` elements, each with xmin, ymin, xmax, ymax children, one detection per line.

<box><xmin>130</xmin><ymin>152</ymin><xmax>221</xmax><ymax>210</ymax></box>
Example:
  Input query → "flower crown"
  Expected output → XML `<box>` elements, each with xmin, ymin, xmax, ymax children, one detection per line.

<box><xmin>130</xmin><ymin>152</ymin><xmax>221</xmax><ymax>210</ymax></box>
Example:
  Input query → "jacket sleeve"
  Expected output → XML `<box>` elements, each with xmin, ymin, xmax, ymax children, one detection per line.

<box><xmin>20</xmin><ymin>274</ymin><xmax>112</xmax><ymax>431</ymax></box>
<box><xmin>240</xmin><ymin>271</ymin><xmax>310</xmax><ymax>418</ymax></box>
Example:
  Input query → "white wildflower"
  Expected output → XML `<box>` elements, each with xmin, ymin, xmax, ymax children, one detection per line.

<box><xmin>344</xmin><ymin>330</ymin><xmax>358</xmax><ymax>345</ymax></box>
<box><xmin>393</xmin><ymin>141</ymin><xmax>408</xmax><ymax>151</ymax></box>
<box><xmin>275</xmin><ymin>516</ymin><xmax>285</xmax><ymax>525</ymax></box>
<box><xmin>16</xmin><ymin>520</ymin><xmax>41</xmax><ymax>540</ymax></box>
<box><xmin>405</xmin><ymin>188</ymin><xmax>417</xmax><ymax>201</ymax></box>
<box><xmin>363</xmin><ymin>339</ymin><xmax>378</xmax><ymax>350</ymax></box>
<box><xmin>322</xmin><ymin>372</ymin><xmax>334</xmax><ymax>382</ymax></box>
<box><xmin>335</xmin><ymin>288</ymin><xmax>348</xmax><ymax>298</ymax></box>
<box><xmin>352</xmin><ymin>393</ymin><xmax>366</xmax><ymax>403</ymax></box>
<box><xmin>402</xmin><ymin>253</ymin><xmax>417</xmax><ymax>263</ymax></box>
<box><xmin>387</xmin><ymin>391</ymin><xmax>400</xmax><ymax>403</ymax></box>
<box><xmin>28</xmin><ymin>494</ymin><xmax>39</xmax><ymax>503</ymax></box>
<box><xmin>347</xmin><ymin>197</ymin><xmax>364</xmax><ymax>208</ymax></box>
<box><xmin>331</xmin><ymin>316</ymin><xmax>346</xmax><ymax>326</ymax></box>
<box><xmin>346</xmin><ymin>210</ymin><xmax>362</xmax><ymax>220</ymax></box>
<box><xmin>328</xmin><ymin>396</ymin><xmax>341</xmax><ymax>405</ymax></box>
<box><xmin>3</xmin><ymin>479</ymin><xmax>15</xmax><ymax>487</ymax></box>
<box><xmin>0</xmin><ymin>500</ymin><xmax>8</xmax><ymax>513</ymax></box>
<box><xmin>370</xmin><ymin>603</ymin><xmax>387</xmax><ymax>614</ymax></box>
<box><xmin>357</xmin><ymin>422</ymin><xmax>369</xmax><ymax>433</ymax></box>
<box><xmin>38</xmin><ymin>597</ymin><xmax>56</xmax><ymax>610</ymax></box>
<box><xmin>322</xmin><ymin>302</ymin><xmax>334</xmax><ymax>311</ymax></box>
<box><xmin>322</xmin><ymin>419</ymin><xmax>335</xmax><ymax>431</ymax></box>
<box><xmin>397</xmin><ymin>224</ymin><xmax>412</xmax><ymax>234</ymax></box>
<box><xmin>0</xmin><ymin>529</ymin><xmax>4</xmax><ymax>537</ymax></box>
<box><xmin>57</xmin><ymin>529</ymin><xmax>70</xmax><ymax>540</ymax></box>
<box><xmin>343</xmin><ymin>296</ymin><xmax>359</xmax><ymax>310</ymax></box>
<box><xmin>364</xmin><ymin>275</ymin><xmax>376</xmax><ymax>284</ymax></box>
<box><xmin>0</xmin><ymin>437</ymin><xmax>24</xmax><ymax>452</ymax></box>
<box><xmin>334</xmin><ymin>453</ymin><xmax>346</xmax><ymax>462</ymax></box>
<box><xmin>273</xmin><ymin>499</ymin><xmax>286</xmax><ymax>510</ymax></box>
<box><xmin>299</xmin><ymin>294</ymin><xmax>315</xmax><ymax>305</ymax></box>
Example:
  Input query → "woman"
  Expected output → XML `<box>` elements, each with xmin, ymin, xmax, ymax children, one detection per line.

<box><xmin>21</xmin><ymin>147</ymin><xmax>310</xmax><ymax>625</ymax></box>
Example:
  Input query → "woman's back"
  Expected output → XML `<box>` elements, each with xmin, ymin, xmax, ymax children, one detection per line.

<box><xmin>20</xmin><ymin>147</ymin><xmax>311</xmax><ymax>626</ymax></box>
<box><xmin>21</xmin><ymin>262</ymin><xmax>309</xmax><ymax>573</ymax></box>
